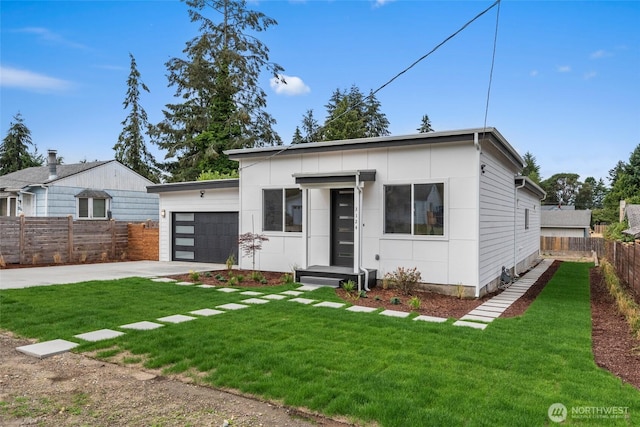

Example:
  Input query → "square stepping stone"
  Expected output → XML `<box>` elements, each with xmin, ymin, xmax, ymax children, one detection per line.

<box><xmin>281</xmin><ymin>290</ymin><xmax>304</xmax><ymax>296</ymax></box>
<box><xmin>190</xmin><ymin>308</ymin><xmax>225</xmax><ymax>316</ymax></box>
<box><xmin>289</xmin><ymin>297</ymin><xmax>315</xmax><ymax>305</ymax></box>
<box><xmin>262</xmin><ymin>294</ymin><xmax>288</xmax><ymax>300</ymax></box>
<box><xmin>157</xmin><ymin>314</ymin><xmax>197</xmax><ymax>324</ymax></box>
<box><xmin>467</xmin><ymin>310</ymin><xmax>500</xmax><ymax>319</ymax></box>
<box><xmin>217</xmin><ymin>287</ymin><xmax>240</xmax><ymax>293</ymax></box>
<box><xmin>242</xmin><ymin>298</ymin><xmax>270</xmax><ymax>304</ymax></box>
<box><xmin>120</xmin><ymin>321</ymin><xmax>164</xmax><ymax>331</ymax></box>
<box><xmin>346</xmin><ymin>305</ymin><xmax>377</xmax><ymax>313</ymax></box>
<box><xmin>74</xmin><ymin>329</ymin><xmax>124</xmax><ymax>342</ymax></box>
<box><xmin>297</xmin><ymin>284</ymin><xmax>321</xmax><ymax>291</ymax></box>
<box><xmin>461</xmin><ymin>314</ymin><xmax>495</xmax><ymax>323</ymax></box>
<box><xmin>453</xmin><ymin>320</ymin><xmax>487</xmax><ymax>330</ymax></box>
<box><xmin>217</xmin><ymin>303</ymin><xmax>249</xmax><ymax>310</ymax></box>
<box><xmin>314</xmin><ymin>301</ymin><xmax>345</xmax><ymax>309</ymax></box>
<box><xmin>151</xmin><ymin>278</ymin><xmax>176</xmax><ymax>283</ymax></box>
<box><xmin>197</xmin><ymin>284</ymin><xmax>216</xmax><ymax>288</ymax></box>
<box><xmin>240</xmin><ymin>291</ymin><xmax>263</xmax><ymax>296</ymax></box>
<box><xmin>474</xmin><ymin>305</ymin><xmax>505</xmax><ymax>313</ymax></box>
<box><xmin>414</xmin><ymin>315</ymin><xmax>447</xmax><ymax>323</ymax></box>
<box><xmin>175</xmin><ymin>281</ymin><xmax>195</xmax><ymax>286</ymax></box>
<box><xmin>380</xmin><ymin>309</ymin><xmax>411</xmax><ymax>318</ymax></box>
<box><xmin>16</xmin><ymin>339</ymin><xmax>79</xmax><ymax>358</ymax></box>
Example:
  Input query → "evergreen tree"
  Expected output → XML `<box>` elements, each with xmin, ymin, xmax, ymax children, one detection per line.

<box><xmin>301</xmin><ymin>109</ymin><xmax>320</xmax><ymax>142</ymax></box>
<box><xmin>152</xmin><ymin>0</ymin><xmax>283</xmax><ymax>182</ymax></box>
<box><xmin>602</xmin><ymin>144</ymin><xmax>640</xmax><ymax>222</ymax></box>
<box><xmin>291</xmin><ymin>127</ymin><xmax>304</xmax><ymax>144</ymax></box>
<box><xmin>321</xmin><ymin>85</ymin><xmax>389</xmax><ymax>141</ymax></box>
<box><xmin>114</xmin><ymin>53</ymin><xmax>160</xmax><ymax>182</ymax></box>
<box><xmin>417</xmin><ymin>114</ymin><xmax>434</xmax><ymax>133</ymax></box>
<box><xmin>0</xmin><ymin>113</ymin><xmax>43</xmax><ymax>176</ymax></box>
<box><xmin>521</xmin><ymin>151</ymin><xmax>541</xmax><ymax>184</ymax></box>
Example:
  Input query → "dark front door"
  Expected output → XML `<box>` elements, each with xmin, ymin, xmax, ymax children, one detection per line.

<box><xmin>331</xmin><ymin>189</ymin><xmax>354</xmax><ymax>267</ymax></box>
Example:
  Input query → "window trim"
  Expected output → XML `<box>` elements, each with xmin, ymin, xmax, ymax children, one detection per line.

<box><xmin>0</xmin><ymin>196</ymin><xmax>18</xmax><ymax>217</ymax></box>
<box><xmin>383</xmin><ymin>180</ymin><xmax>448</xmax><ymax>239</ymax></box>
<box><xmin>262</xmin><ymin>188</ymin><xmax>303</xmax><ymax>233</ymax></box>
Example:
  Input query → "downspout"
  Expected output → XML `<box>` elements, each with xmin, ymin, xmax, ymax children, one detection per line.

<box><xmin>474</xmin><ymin>132</ymin><xmax>481</xmax><ymax>298</ymax></box>
<box><xmin>354</xmin><ymin>172</ymin><xmax>370</xmax><ymax>292</ymax></box>
<box><xmin>513</xmin><ymin>178</ymin><xmax>526</xmax><ymax>278</ymax></box>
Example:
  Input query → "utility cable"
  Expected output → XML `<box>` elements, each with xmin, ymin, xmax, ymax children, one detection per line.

<box><xmin>481</xmin><ymin>0</ymin><xmax>501</xmax><ymax>144</ymax></box>
<box><xmin>239</xmin><ymin>0</ymin><xmax>501</xmax><ymax>171</ymax></box>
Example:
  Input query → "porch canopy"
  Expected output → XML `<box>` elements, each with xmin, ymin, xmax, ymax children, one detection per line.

<box><xmin>292</xmin><ymin>170</ymin><xmax>376</xmax><ymax>286</ymax></box>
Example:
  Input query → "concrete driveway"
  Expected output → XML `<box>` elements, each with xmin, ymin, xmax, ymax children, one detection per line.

<box><xmin>0</xmin><ymin>261</ymin><xmax>225</xmax><ymax>290</ymax></box>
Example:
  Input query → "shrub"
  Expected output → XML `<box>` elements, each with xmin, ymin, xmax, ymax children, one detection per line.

<box><xmin>228</xmin><ymin>276</ymin><xmax>239</xmax><ymax>286</ymax></box>
<box><xmin>281</xmin><ymin>273</ymin><xmax>294</xmax><ymax>285</ymax></box>
<box><xmin>189</xmin><ymin>271</ymin><xmax>200</xmax><ymax>281</ymax></box>
<box><xmin>390</xmin><ymin>296</ymin><xmax>401</xmax><ymax>305</ymax></box>
<box><xmin>384</xmin><ymin>267</ymin><xmax>422</xmax><ymax>295</ymax></box>
<box><xmin>226</xmin><ymin>254</ymin><xmax>236</xmax><ymax>272</ymax></box>
<box><xmin>251</xmin><ymin>271</ymin><xmax>265</xmax><ymax>282</ymax></box>
<box><xmin>342</xmin><ymin>280</ymin><xmax>356</xmax><ymax>293</ymax></box>
<box><xmin>408</xmin><ymin>296</ymin><xmax>421</xmax><ymax>310</ymax></box>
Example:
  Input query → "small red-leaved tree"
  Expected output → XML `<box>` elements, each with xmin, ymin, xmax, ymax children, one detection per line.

<box><xmin>238</xmin><ymin>232</ymin><xmax>269</xmax><ymax>271</ymax></box>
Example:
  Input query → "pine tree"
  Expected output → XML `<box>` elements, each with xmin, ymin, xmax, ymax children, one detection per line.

<box><xmin>113</xmin><ymin>53</ymin><xmax>160</xmax><ymax>182</ymax></box>
<box><xmin>417</xmin><ymin>114</ymin><xmax>434</xmax><ymax>133</ymax></box>
<box><xmin>321</xmin><ymin>85</ymin><xmax>388</xmax><ymax>141</ymax></box>
<box><xmin>521</xmin><ymin>151</ymin><xmax>541</xmax><ymax>184</ymax></box>
<box><xmin>301</xmin><ymin>109</ymin><xmax>320</xmax><ymax>142</ymax></box>
<box><xmin>152</xmin><ymin>0</ymin><xmax>283</xmax><ymax>182</ymax></box>
<box><xmin>291</xmin><ymin>127</ymin><xmax>304</xmax><ymax>144</ymax></box>
<box><xmin>0</xmin><ymin>113</ymin><xmax>43</xmax><ymax>176</ymax></box>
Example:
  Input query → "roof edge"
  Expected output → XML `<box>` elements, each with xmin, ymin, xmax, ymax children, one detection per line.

<box><xmin>147</xmin><ymin>179</ymin><xmax>239</xmax><ymax>193</ymax></box>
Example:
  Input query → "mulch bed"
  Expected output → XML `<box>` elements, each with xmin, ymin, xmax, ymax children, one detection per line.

<box><xmin>590</xmin><ymin>267</ymin><xmax>640</xmax><ymax>390</ymax></box>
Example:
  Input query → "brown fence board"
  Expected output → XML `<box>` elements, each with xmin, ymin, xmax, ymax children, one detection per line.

<box><xmin>0</xmin><ymin>217</ymin><xmax>158</xmax><ymax>266</ymax></box>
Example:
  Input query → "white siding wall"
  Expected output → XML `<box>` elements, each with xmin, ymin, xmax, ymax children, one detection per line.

<box><xmin>516</xmin><ymin>187</ymin><xmax>542</xmax><ymax>271</ymax></box>
<box><xmin>540</xmin><ymin>227</ymin><xmax>586</xmax><ymax>238</ymax></box>
<box><xmin>478</xmin><ymin>143</ymin><xmax>520</xmax><ymax>292</ymax></box>
<box><xmin>238</xmin><ymin>141</ymin><xmax>481</xmax><ymax>286</ymax></box>
<box><xmin>157</xmin><ymin>188</ymin><xmax>239</xmax><ymax>262</ymax></box>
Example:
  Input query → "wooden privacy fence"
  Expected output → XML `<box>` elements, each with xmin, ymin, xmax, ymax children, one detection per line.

<box><xmin>0</xmin><ymin>216</ymin><xmax>159</xmax><ymax>266</ymax></box>
<box><xmin>604</xmin><ymin>240</ymin><xmax>640</xmax><ymax>301</ymax></box>
<box><xmin>540</xmin><ymin>236</ymin><xmax>606</xmax><ymax>258</ymax></box>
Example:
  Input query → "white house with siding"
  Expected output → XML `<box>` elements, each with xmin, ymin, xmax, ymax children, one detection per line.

<box><xmin>149</xmin><ymin>128</ymin><xmax>545</xmax><ymax>297</ymax></box>
<box><xmin>0</xmin><ymin>150</ymin><xmax>158</xmax><ymax>221</ymax></box>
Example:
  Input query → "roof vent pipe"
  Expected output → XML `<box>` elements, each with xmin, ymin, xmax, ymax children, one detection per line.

<box><xmin>47</xmin><ymin>150</ymin><xmax>57</xmax><ymax>180</ymax></box>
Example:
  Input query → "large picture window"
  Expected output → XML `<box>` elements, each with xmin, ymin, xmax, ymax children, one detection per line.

<box><xmin>263</xmin><ymin>188</ymin><xmax>302</xmax><ymax>232</ymax></box>
<box><xmin>384</xmin><ymin>183</ymin><xmax>445</xmax><ymax>236</ymax></box>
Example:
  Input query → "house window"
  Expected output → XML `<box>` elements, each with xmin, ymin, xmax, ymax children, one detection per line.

<box><xmin>0</xmin><ymin>197</ymin><xmax>17</xmax><ymax>217</ymax></box>
<box><xmin>525</xmin><ymin>208</ymin><xmax>530</xmax><ymax>230</ymax></box>
<box><xmin>384</xmin><ymin>183</ymin><xmax>445</xmax><ymax>236</ymax></box>
<box><xmin>78</xmin><ymin>197</ymin><xmax>109</xmax><ymax>219</ymax></box>
<box><xmin>263</xmin><ymin>188</ymin><xmax>302</xmax><ymax>232</ymax></box>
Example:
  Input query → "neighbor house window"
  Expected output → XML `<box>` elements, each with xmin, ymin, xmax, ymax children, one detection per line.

<box><xmin>263</xmin><ymin>188</ymin><xmax>302</xmax><ymax>232</ymax></box>
<box><xmin>0</xmin><ymin>197</ymin><xmax>17</xmax><ymax>217</ymax></box>
<box><xmin>77</xmin><ymin>197</ymin><xmax>109</xmax><ymax>219</ymax></box>
<box><xmin>384</xmin><ymin>183</ymin><xmax>445</xmax><ymax>236</ymax></box>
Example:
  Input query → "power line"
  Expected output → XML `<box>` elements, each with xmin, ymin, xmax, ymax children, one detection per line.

<box><xmin>482</xmin><ymin>0</ymin><xmax>501</xmax><ymax>141</ymax></box>
<box><xmin>240</xmin><ymin>0</ymin><xmax>501</xmax><ymax>171</ymax></box>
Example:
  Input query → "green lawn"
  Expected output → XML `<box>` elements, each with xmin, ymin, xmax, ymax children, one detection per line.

<box><xmin>1</xmin><ymin>263</ymin><xmax>638</xmax><ymax>426</ymax></box>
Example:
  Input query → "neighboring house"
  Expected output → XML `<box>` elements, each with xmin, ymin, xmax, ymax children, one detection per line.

<box><xmin>149</xmin><ymin>128</ymin><xmax>545</xmax><ymax>297</ymax></box>
<box><xmin>0</xmin><ymin>150</ymin><xmax>158</xmax><ymax>221</ymax></box>
<box><xmin>540</xmin><ymin>209</ymin><xmax>592</xmax><ymax>238</ymax></box>
<box><xmin>622</xmin><ymin>204</ymin><xmax>640</xmax><ymax>239</ymax></box>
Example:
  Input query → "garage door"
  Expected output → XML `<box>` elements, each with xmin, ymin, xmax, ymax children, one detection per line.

<box><xmin>172</xmin><ymin>212</ymin><xmax>239</xmax><ymax>263</ymax></box>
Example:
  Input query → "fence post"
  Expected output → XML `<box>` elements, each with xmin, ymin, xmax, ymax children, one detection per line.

<box><xmin>111</xmin><ymin>219</ymin><xmax>116</xmax><ymax>260</ymax></box>
<box><xmin>19</xmin><ymin>214</ymin><xmax>26</xmax><ymax>264</ymax></box>
<box><xmin>67</xmin><ymin>215</ymin><xmax>73</xmax><ymax>262</ymax></box>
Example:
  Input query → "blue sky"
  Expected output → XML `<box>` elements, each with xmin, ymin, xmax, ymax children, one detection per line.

<box><xmin>1</xmin><ymin>0</ymin><xmax>639</xmax><ymax>183</ymax></box>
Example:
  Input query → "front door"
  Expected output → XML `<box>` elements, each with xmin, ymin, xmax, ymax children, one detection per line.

<box><xmin>331</xmin><ymin>189</ymin><xmax>354</xmax><ymax>267</ymax></box>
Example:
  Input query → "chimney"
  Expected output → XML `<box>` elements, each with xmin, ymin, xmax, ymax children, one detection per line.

<box><xmin>47</xmin><ymin>150</ymin><xmax>57</xmax><ymax>180</ymax></box>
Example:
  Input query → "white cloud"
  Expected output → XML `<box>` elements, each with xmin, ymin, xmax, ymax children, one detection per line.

<box><xmin>530</xmin><ymin>70</ymin><xmax>539</xmax><ymax>77</ymax></box>
<box><xmin>270</xmin><ymin>74</ymin><xmax>310</xmax><ymax>96</ymax></box>
<box><xmin>0</xmin><ymin>66</ymin><xmax>72</xmax><ymax>92</ymax></box>
<box><xmin>590</xmin><ymin>49</ymin><xmax>611</xmax><ymax>59</ymax></box>
<box><xmin>584</xmin><ymin>71</ymin><xmax>597</xmax><ymax>80</ymax></box>
<box><xmin>556</xmin><ymin>65</ymin><xmax>571</xmax><ymax>73</ymax></box>
<box><xmin>15</xmin><ymin>27</ymin><xmax>88</xmax><ymax>50</ymax></box>
<box><xmin>373</xmin><ymin>0</ymin><xmax>396</xmax><ymax>8</ymax></box>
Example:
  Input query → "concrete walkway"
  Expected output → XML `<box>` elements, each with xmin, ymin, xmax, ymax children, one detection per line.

<box><xmin>0</xmin><ymin>261</ymin><xmax>225</xmax><ymax>290</ymax></box>
<box><xmin>453</xmin><ymin>259</ymin><xmax>554</xmax><ymax>330</ymax></box>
